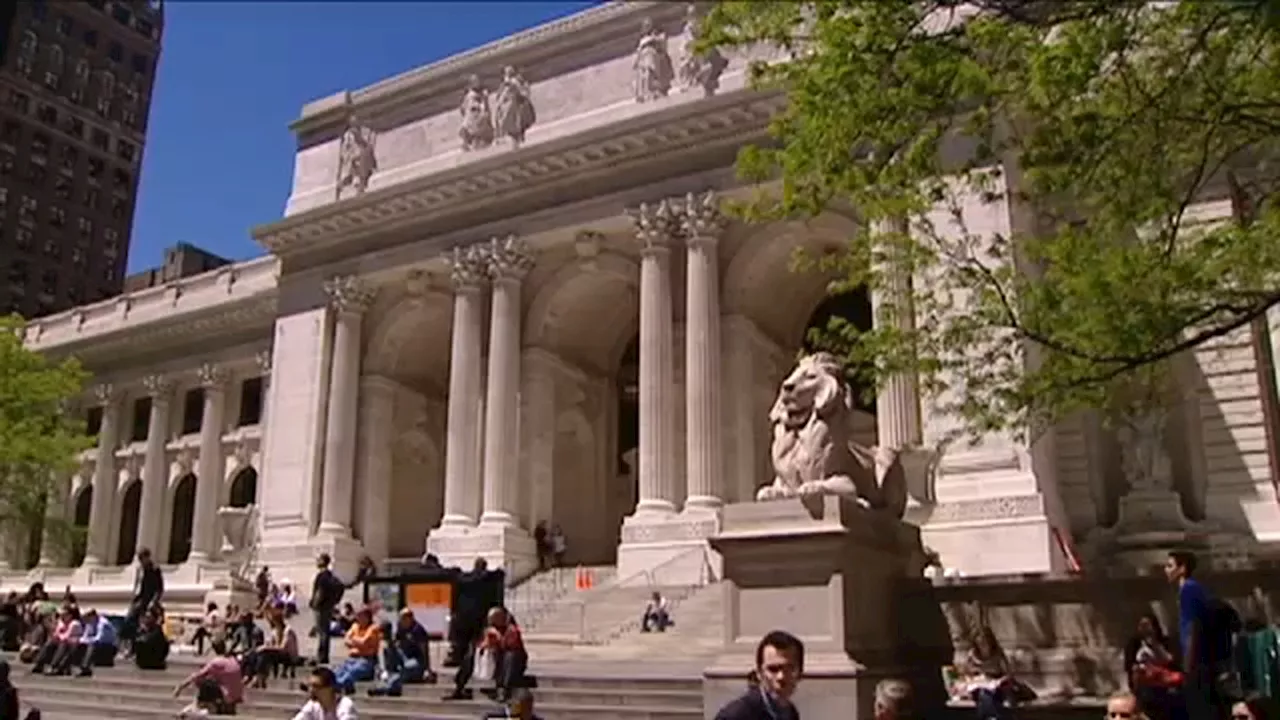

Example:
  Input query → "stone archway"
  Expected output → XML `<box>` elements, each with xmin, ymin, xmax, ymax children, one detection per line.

<box><xmin>228</xmin><ymin>467</ymin><xmax>257</xmax><ymax>508</ymax></box>
<box><xmin>115</xmin><ymin>480</ymin><xmax>141</xmax><ymax>565</ymax></box>
<box><xmin>524</xmin><ymin>251</ymin><xmax>639</xmax><ymax>560</ymax></box>
<box><xmin>167</xmin><ymin>474</ymin><xmax>196</xmax><ymax>563</ymax></box>
<box><xmin>359</xmin><ymin>290</ymin><xmax>452</xmax><ymax>561</ymax></box>
<box><xmin>71</xmin><ymin>486</ymin><xmax>91</xmax><ymax>567</ymax></box>
<box><xmin>719</xmin><ymin>213</ymin><xmax>877</xmax><ymax>499</ymax></box>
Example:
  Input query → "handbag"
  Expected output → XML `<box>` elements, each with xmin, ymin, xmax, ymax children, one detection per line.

<box><xmin>472</xmin><ymin>646</ymin><xmax>496</xmax><ymax>683</ymax></box>
<box><xmin>1134</xmin><ymin>664</ymin><xmax>1184</xmax><ymax>689</ymax></box>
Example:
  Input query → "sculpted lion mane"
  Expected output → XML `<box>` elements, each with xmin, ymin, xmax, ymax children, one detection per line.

<box><xmin>758</xmin><ymin>352</ymin><xmax>909</xmax><ymax>517</ymax></box>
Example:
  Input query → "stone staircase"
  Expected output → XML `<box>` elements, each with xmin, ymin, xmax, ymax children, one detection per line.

<box><xmin>14</xmin><ymin>656</ymin><xmax>706</xmax><ymax>720</ymax></box>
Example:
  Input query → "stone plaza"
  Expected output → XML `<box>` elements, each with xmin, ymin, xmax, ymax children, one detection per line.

<box><xmin>4</xmin><ymin>0</ymin><xmax>1280</xmax><ymax>625</ymax></box>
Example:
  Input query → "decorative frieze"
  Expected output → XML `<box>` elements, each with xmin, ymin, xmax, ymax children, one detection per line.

<box><xmin>484</xmin><ymin>235</ymin><xmax>534</xmax><ymax>281</ymax></box>
<box><xmin>445</xmin><ymin>245</ymin><xmax>489</xmax><ymax>290</ymax></box>
<box><xmin>324</xmin><ymin>275</ymin><xmax>377</xmax><ymax>315</ymax></box>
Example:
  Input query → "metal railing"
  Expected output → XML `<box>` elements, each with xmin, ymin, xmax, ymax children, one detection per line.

<box><xmin>564</xmin><ymin>544</ymin><xmax>716</xmax><ymax>644</ymax></box>
<box><xmin>505</xmin><ymin>566</ymin><xmax>578</xmax><ymax>629</ymax></box>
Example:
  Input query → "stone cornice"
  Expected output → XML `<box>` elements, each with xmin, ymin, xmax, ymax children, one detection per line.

<box><xmin>289</xmin><ymin>1</ymin><xmax>671</xmax><ymax>136</ymax></box>
<box><xmin>255</xmin><ymin>87</ymin><xmax>783</xmax><ymax>259</ymax></box>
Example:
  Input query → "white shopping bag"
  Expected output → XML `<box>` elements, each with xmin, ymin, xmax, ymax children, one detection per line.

<box><xmin>473</xmin><ymin>646</ymin><xmax>496</xmax><ymax>682</ymax></box>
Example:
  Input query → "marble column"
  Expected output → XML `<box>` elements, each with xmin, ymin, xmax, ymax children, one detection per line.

<box><xmin>135</xmin><ymin>374</ymin><xmax>174</xmax><ymax>556</ymax></box>
<box><xmin>355</xmin><ymin>375</ymin><xmax>397</xmax><ymax>561</ymax></box>
<box><xmin>519</xmin><ymin>350</ymin><xmax>557</xmax><ymax>529</ymax></box>
<box><xmin>633</xmin><ymin>200</ymin><xmax>680</xmax><ymax>515</ymax></box>
<box><xmin>318</xmin><ymin>275</ymin><xmax>377</xmax><ymax>537</ymax></box>
<box><xmin>440</xmin><ymin>246</ymin><xmax>488</xmax><ymax>528</ymax></box>
<box><xmin>82</xmin><ymin>385</ymin><xmax>121</xmax><ymax>567</ymax></box>
<box><xmin>189</xmin><ymin>363</ymin><xmax>228</xmax><ymax>562</ymax></box>
<box><xmin>256</xmin><ymin>350</ymin><xmax>273</xmax><ymax>428</ymax></box>
<box><xmin>872</xmin><ymin>217</ymin><xmax>923</xmax><ymax>450</ymax></box>
<box><xmin>681</xmin><ymin>192</ymin><xmax>726</xmax><ymax>512</ymax></box>
<box><xmin>480</xmin><ymin>236</ymin><xmax>534</xmax><ymax>528</ymax></box>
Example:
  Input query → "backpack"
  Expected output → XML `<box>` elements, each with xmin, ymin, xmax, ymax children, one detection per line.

<box><xmin>1205</xmin><ymin>596</ymin><xmax>1242</xmax><ymax>661</ymax></box>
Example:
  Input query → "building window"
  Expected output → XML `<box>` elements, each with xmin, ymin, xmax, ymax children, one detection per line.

<box><xmin>111</xmin><ymin>5</ymin><xmax>132</xmax><ymax>25</ymax></box>
<box><xmin>181</xmin><ymin>390</ymin><xmax>203</xmax><ymax>435</ymax></box>
<box><xmin>110</xmin><ymin>197</ymin><xmax>127</xmax><ymax>219</ymax></box>
<box><xmin>30</xmin><ymin>1</ymin><xmax>46</xmax><ymax>21</ymax></box>
<box><xmin>130</xmin><ymin>54</ymin><xmax>150</xmax><ymax>75</ymax></box>
<box><xmin>18</xmin><ymin>196</ymin><xmax>37</xmax><ymax>224</ymax></box>
<box><xmin>70</xmin><ymin>247</ymin><xmax>85</xmax><ymax>267</ymax></box>
<box><xmin>84</xmin><ymin>406</ymin><xmax>103</xmax><ymax>437</ymax></box>
<box><xmin>24</xmin><ymin>164</ymin><xmax>45</xmax><ymax>185</ymax></box>
<box><xmin>104</xmin><ymin>265</ymin><xmax>115</xmax><ymax>283</ymax></box>
<box><xmin>88</xmin><ymin>158</ymin><xmax>103</xmax><ymax>181</ymax></box>
<box><xmin>108</xmin><ymin>42</ymin><xmax>123</xmax><ymax>63</ymax></box>
<box><xmin>238</xmin><ymin>377</ymin><xmax>264</xmax><ymax>426</ymax></box>
<box><xmin>121</xmin><ymin>110</ymin><xmax>139</xmax><ymax>130</ymax></box>
<box><xmin>117</xmin><ymin>141</ymin><xmax>134</xmax><ymax>163</ymax></box>
<box><xmin>135</xmin><ymin>18</ymin><xmax>155</xmax><ymax>39</ymax></box>
<box><xmin>42</xmin><ymin>72</ymin><xmax>59</xmax><ymax>90</ymax></box>
<box><xmin>130</xmin><ymin>398</ymin><xmax>150</xmax><ymax>442</ymax></box>
<box><xmin>83</xmin><ymin>188</ymin><xmax>99</xmax><ymax>209</ymax></box>
<box><xmin>0</xmin><ymin>156</ymin><xmax>13</xmax><ymax>178</ymax></box>
<box><xmin>103</xmin><ymin>227</ymin><xmax>119</xmax><ymax>250</ymax></box>
<box><xmin>54</xmin><ymin>176</ymin><xmax>71</xmax><ymax>199</ymax></box>
<box><xmin>36</xmin><ymin>104</ymin><xmax>57</xmax><ymax>126</ymax></box>
<box><xmin>48</xmin><ymin>206</ymin><xmax>65</xmax><ymax>228</ymax></box>
<box><xmin>8</xmin><ymin>261</ymin><xmax>27</xmax><ymax>285</ymax></box>
<box><xmin>83</xmin><ymin>29</ymin><xmax>97</xmax><ymax>48</ymax></box>
<box><xmin>8</xmin><ymin>91</ymin><xmax>30</xmax><ymax>114</ymax></box>
<box><xmin>113</xmin><ymin>168</ymin><xmax>131</xmax><ymax>188</ymax></box>
<box><xmin>90</xmin><ymin>129</ymin><xmax>108</xmax><ymax>151</ymax></box>
<box><xmin>1</xmin><ymin>121</ymin><xmax>19</xmax><ymax>144</ymax></box>
<box><xmin>19</xmin><ymin>30</ymin><xmax>37</xmax><ymax>58</ymax></box>
<box><xmin>0</xmin><ymin>188</ymin><xmax>6</xmax><ymax>210</ymax></box>
<box><xmin>42</xmin><ymin>238</ymin><xmax>59</xmax><ymax>260</ymax></box>
<box><xmin>60</xmin><ymin>145</ymin><xmax>77</xmax><ymax>170</ymax></box>
<box><xmin>78</xmin><ymin>217</ymin><xmax>93</xmax><ymax>237</ymax></box>
<box><xmin>31</xmin><ymin>133</ymin><xmax>49</xmax><ymax>155</ymax></box>
<box><xmin>100</xmin><ymin>71</ymin><xmax>115</xmax><ymax>98</ymax></box>
<box><xmin>56</xmin><ymin>14</ymin><xmax>72</xmax><ymax>34</ymax></box>
<box><xmin>40</xmin><ymin>270</ymin><xmax>57</xmax><ymax>296</ymax></box>
<box><xmin>13</xmin><ymin>229</ymin><xmax>33</xmax><ymax>252</ymax></box>
<box><xmin>74</xmin><ymin>60</ymin><xmax>89</xmax><ymax>82</ymax></box>
<box><xmin>66</xmin><ymin>116</ymin><xmax>84</xmax><ymax>138</ymax></box>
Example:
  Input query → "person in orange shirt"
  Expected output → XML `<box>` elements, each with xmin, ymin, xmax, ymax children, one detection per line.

<box><xmin>333</xmin><ymin>607</ymin><xmax>381</xmax><ymax>694</ymax></box>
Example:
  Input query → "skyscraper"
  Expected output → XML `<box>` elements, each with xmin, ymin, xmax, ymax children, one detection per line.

<box><xmin>0</xmin><ymin>0</ymin><xmax>163</xmax><ymax>318</ymax></box>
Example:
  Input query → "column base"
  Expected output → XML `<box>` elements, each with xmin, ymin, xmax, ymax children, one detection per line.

<box><xmin>316</xmin><ymin>522</ymin><xmax>353</xmax><ymax>539</ymax></box>
<box><xmin>427</xmin><ymin>523</ymin><xmax>537</xmax><ymax>582</ymax></box>
<box><xmin>616</xmin><ymin>510</ymin><xmax>720</xmax><ymax>587</ymax></box>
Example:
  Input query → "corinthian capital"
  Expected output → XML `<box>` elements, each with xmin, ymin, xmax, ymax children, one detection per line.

<box><xmin>143</xmin><ymin>374</ymin><xmax>174</xmax><ymax>400</ymax></box>
<box><xmin>324</xmin><ymin>275</ymin><xmax>377</xmax><ymax>315</ymax></box>
<box><xmin>679</xmin><ymin>190</ymin><xmax>725</xmax><ymax>244</ymax></box>
<box><xmin>628</xmin><ymin>198</ymin><xmax>681</xmax><ymax>253</ymax></box>
<box><xmin>92</xmin><ymin>383</ymin><xmax>117</xmax><ymax>407</ymax></box>
<box><xmin>485</xmin><ymin>234</ymin><xmax>534</xmax><ymax>282</ymax></box>
<box><xmin>445</xmin><ymin>245</ymin><xmax>488</xmax><ymax>291</ymax></box>
<box><xmin>196</xmin><ymin>363</ymin><xmax>228</xmax><ymax>390</ymax></box>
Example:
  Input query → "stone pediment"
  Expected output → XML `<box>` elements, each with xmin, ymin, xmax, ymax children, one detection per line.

<box><xmin>24</xmin><ymin>256</ymin><xmax>279</xmax><ymax>360</ymax></box>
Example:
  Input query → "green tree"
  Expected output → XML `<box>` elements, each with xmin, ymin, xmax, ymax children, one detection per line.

<box><xmin>0</xmin><ymin>315</ymin><xmax>93</xmax><ymax>565</ymax></box>
<box><xmin>701</xmin><ymin>1</ymin><xmax>1280</xmax><ymax>443</ymax></box>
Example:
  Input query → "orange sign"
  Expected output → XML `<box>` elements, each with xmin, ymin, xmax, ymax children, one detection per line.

<box><xmin>405</xmin><ymin>582</ymin><xmax>451</xmax><ymax>609</ymax></box>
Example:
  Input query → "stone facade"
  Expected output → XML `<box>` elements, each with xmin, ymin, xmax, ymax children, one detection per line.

<box><xmin>5</xmin><ymin>2</ymin><xmax>1280</xmax><ymax>605</ymax></box>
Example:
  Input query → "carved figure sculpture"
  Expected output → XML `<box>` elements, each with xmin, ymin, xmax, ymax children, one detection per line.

<box><xmin>493</xmin><ymin>65</ymin><xmax>536</xmax><ymax>148</ymax></box>
<box><xmin>633</xmin><ymin>18</ymin><xmax>674</xmax><ymax>102</ymax></box>
<box><xmin>217</xmin><ymin>504</ymin><xmax>259</xmax><ymax>583</ymax></box>
<box><xmin>677</xmin><ymin>4</ymin><xmax>727</xmax><ymax>97</ymax></box>
<box><xmin>759</xmin><ymin>352</ymin><xmax>909</xmax><ymax>517</ymax></box>
<box><xmin>458</xmin><ymin>74</ymin><xmax>494</xmax><ymax>151</ymax></box>
<box><xmin>335</xmin><ymin>113</ymin><xmax>377</xmax><ymax>200</ymax></box>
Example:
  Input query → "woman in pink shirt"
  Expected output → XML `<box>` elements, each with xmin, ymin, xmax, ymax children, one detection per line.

<box><xmin>173</xmin><ymin>638</ymin><xmax>244</xmax><ymax>714</ymax></box>
<box><xmin>32</xmin><ymin>605</ymin><xmax>82</xmax><ymax>675</ymax></box>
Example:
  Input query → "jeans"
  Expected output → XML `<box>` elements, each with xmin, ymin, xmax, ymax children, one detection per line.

<box><xmin>642</xmin><ymin>609</ymin><xmax>670</xmax><ymax>632</ymax></box>
<box><xmin>334</xmin><ymin>656</ymin><xmax>376</xmax><ymax>694</ymax></box>
<box><xmin>1183</xmin><ymin>664</ymin><xmax>1225</xmax><ymax>720</ymax></box>
<box><xmin>972</xmin><ymin>686</ymin><xmax>1011</xmax><ymax>720</ymax></box>
<box><xmin>375</xmin><ymin>646</ymin><xmax>427</xmax><ymax>695</ymax></box>
<box><xmin>453</xmin><ymin>643</ymin><xmax>528</xmax><ymax>699</ymax></box>
<box><xmin>312</xmin><ymin>607</ymin><xmax>333</xmax><ymax>664</ymax></box>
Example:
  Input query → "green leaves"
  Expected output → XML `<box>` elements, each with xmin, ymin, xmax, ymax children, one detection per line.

<box><xmin>704</xmin><ymin>0</ymin><xmax>1280</xmax><ymax>443</ymax></box>
<box><xmin>0</xmin><ymin>315</ymin><xmax>93</xmax><ymax>564</ymax></box>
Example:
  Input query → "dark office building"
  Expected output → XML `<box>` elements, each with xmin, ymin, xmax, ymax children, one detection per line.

<box><xmin>122</xmin><ymin>242</ymin><xmax>230</xmax><ymax>292</ymax></box>
<box><xmin>0</xmin><ymin>0</ymin><xmax>163</xmax><ymax>318</ymax></box>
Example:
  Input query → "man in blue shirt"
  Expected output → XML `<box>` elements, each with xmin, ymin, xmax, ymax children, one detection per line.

<box><xmin>1165</xmin><ymin>550</ymin><xmax>1226</xmax><ymax>720</ymax></box>
<box><xmin>73</xmin><ymin>609</ymin><xmax>117</xmax><ymax>676</ymax></box>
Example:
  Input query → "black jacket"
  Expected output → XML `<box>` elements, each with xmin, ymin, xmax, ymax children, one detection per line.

<box><xmin>714</xmin><ymin>689</ymin><xmax>800</xmax><ymax>720</ymax></box>
<box><xmin>310</xmin><ymin>569</ymin><xmax>347</xmax><ymax>612</ymax></box>
<box><xmin>132</xmin><ymin>564</ymin><xmax>163</xmax><ymax>607</ymax></box>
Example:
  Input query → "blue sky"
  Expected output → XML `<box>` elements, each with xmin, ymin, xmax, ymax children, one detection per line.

<box><xmin>127</xmin><ymin>1</ymin><xmax>598</xmax><ymax>273</ymax></box>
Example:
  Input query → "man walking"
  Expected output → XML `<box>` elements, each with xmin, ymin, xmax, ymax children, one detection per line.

<box><xmin>121</xmin><ymin>548</ymin><xmax>163</xmax><ymax>656</ymax></box>
<box><xmin>309</xmin><ymin>553</ymin><xmax>363</xmax><ymax>665</ymax></box>
<box><xmin>1165</xmin><ymin>550</ymin><xmax>1236</xmax><ymax>720</ymax></box>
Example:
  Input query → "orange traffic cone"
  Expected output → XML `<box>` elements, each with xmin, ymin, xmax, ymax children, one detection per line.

<box><xmin>574</xmin><ymin>565</ymin><xmax>586</xmax><ymax>591</ymax></box>
<box><xmin>584</xmin><ymin>568</ymin><xmax>595</xmax><ymax>590</ymax></box>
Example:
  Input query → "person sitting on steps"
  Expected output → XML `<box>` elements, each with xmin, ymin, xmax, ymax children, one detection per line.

<box><xmin>641</xmin><ymin>591</ymin><xmax>670</xmax><ymax>633</ymax></box>
<box><xmin>133</xmin><ymin>609</ymin><xmax>171</xmax><ymax>670</ymax></box>
<box><xmin>444</xmin><ymin>606</ymin><xmax>527</xmax><ymax>703</ymax></box>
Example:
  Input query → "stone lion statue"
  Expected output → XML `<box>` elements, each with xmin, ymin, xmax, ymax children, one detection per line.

<box><xmin>758</xmin><ymin>352</ymin><xmax>909</xmax><ymax>517</ymax></box>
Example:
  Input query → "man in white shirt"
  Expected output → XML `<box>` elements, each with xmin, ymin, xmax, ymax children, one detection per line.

<box><xmin>293</xmin><ymin>666</ymin><xmax>358</xmax><ymax>720</ymax></box>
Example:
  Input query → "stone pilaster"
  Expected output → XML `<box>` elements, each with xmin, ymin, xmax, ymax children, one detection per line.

<box><xmin>871</xmin><ymin>218</ymin><xmax>924</xmax><ymax>454</ymax></box>
<box><xmin>37</xmin><ymin>470</ymin><xmax>71</xmax><ymax>567</ymax></box>
<box><xmin>435</xmin><ymin>246</ymin><xmax>488</xmax><ymax>530</ymax></box>
<box><xmin>355</xmin><ymin>375</ymin><xmax>397</xmax><ymax>562</ymax></box>
<box><xmin>480</xmin><ymin>235</ymin><xmax>534</xmax><ymax>528</ymax></box>
<box><xmin>82</xmin><ymin>384</ymin><xmax>120</xmax><ymax>567</ymax></box>
<box><xmin>189</xmin><ymin>363</ymin><xmax>228</xmax><ymax>562</ymax></box>
<box><xmin>318</xmin><ymin>275</ymin><xmax>377</xmax><ymax>537</ymax></box>
<box><xmin>135</xmin><ymin>374</ymin><xmax>174</xmax><ymax>557</ymax></box>
<box><xmin>681</xmin><ymin>191</ymin><xmax>725</xmax><ymax>513</ymax></box>
<box><xmin>519</xmin><ymin>349</ymin><xmax>558</xmax><ymax>530</ymax></box>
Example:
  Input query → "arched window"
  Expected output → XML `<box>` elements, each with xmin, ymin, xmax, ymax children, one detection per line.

<box><xmin>100</xmin><ymin>71</ymin><xmax>114</xmax><ymax>97</ymax></box>
<box><xmin>48</xmin><ymin>45</ymin><xmax>63</xmax><ymax>69</ymax></box>
<box><xmin>19</xmin><ymin>31</ymin><xmax>37</xmax><ymax>57</ymax></box>
<box><xmin>74</xmin><ymin>60</ymin><xmax>89</xmax><ymax>81</ymax></box>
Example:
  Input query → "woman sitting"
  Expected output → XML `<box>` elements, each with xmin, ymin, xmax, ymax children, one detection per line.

<box><xmin>956</xmin><ymin>626</ymin><xmax>1014</xmax><ymax>720</ymax></box>
<box><xmin>251</xmin><ymin>607</ymin><xmax>299</xmax><ymax>688</ymax></box>
<box><xmin>1124</xmin><ymin>613</ymin><xmax>1181</xmax><ymax>720</ymax></box>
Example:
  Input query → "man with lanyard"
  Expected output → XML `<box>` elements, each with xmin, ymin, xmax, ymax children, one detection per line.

<box><xmin>122</xmin><ymin>548</ymin><xmax>163</xmax><ymax>656</ymax></box>
<box><xmin>309</xmin><ymin>553</ymin><xmax>371</xmax><ymax>665</ymax></box>
<box><xmin>714</xmin><ymin>630</ymin><xmax>804</xmax><ymax>720</ymax></box>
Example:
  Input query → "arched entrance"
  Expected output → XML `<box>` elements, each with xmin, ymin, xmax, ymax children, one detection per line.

<box><xmin>228</xmin><ymin>467</ymin><xmax>257</xmax><ymax>508</ymax></box>
<box><xmin>167</xmin><ymin>474</ymin><xmax>196</xmax><ymax>563</ymax></box>
<box><xmin>71</xmin><ymin>486</ymin><xmax>91</xmax><ymax>567</ymax></box>
<box><xmin>115</xmin><ymin>480</ymin><xmax>141</xmax><ymax>565</ymax></box>
<box><xmin>804</xmin><ymin>288</ymin><xmax>875</xmax><ymax>411</ymax></box>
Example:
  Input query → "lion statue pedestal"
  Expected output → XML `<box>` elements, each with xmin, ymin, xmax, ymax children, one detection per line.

<box><xmin>203</xmin><ymin>505</ymin><xmax>261</xmax><ymax>612</ymax></box>
<box><xmin>701</xmin><ymin>496</ymin><xmax>949</xmax><ymax>719</ymax></box>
